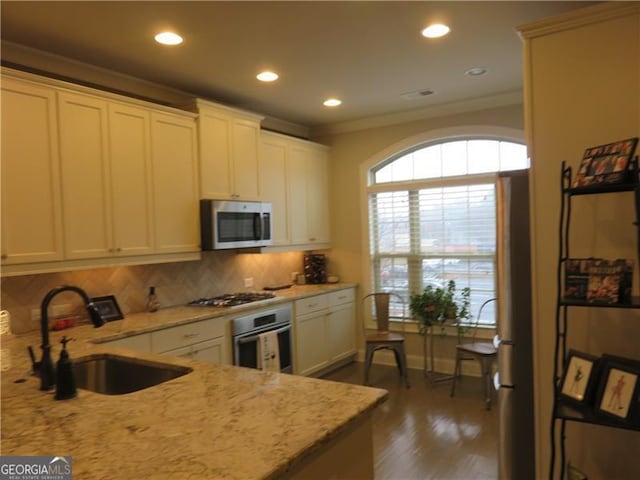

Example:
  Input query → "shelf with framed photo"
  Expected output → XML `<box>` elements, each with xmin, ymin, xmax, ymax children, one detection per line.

<box><xmin>550</xmin><ymin>153</ymin><xmax>640</xmax><ymax>480</ymax></box>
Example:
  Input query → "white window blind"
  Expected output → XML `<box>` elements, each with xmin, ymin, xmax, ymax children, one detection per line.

<box><xmin>368</xmin><ymin>139</ymin><xmax>528</xmax><ymax>325</ymax></box>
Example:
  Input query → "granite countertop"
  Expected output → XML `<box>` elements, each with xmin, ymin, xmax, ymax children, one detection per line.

<box><xmin>0</xmin><ymin>283</ymin><xmax>387</xmax><ymax>479</ymax></box>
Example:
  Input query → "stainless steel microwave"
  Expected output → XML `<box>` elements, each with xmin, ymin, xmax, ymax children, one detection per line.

<box><xmin>200</xmin><ymin>200</ymin><xmax>272</xmax><ymax>250</ymax></box>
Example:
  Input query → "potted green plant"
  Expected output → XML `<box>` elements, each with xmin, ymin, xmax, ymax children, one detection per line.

<box><xmin>409</xmin><ymin>280</ymin><xmax>471</xmax><ymax>335</ymax></box>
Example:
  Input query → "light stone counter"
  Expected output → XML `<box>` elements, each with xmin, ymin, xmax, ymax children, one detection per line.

<box><xmin>0</xmin><ymin>283</ymin><xmax>387</xmax><ymax>479</ymax></box>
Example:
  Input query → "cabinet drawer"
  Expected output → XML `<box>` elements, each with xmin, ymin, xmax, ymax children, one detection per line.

<box><xmin>295</xmin><ymin>294</ymin><xmax>329</xmax><ymax>316</ymax></box>
<box><xmin>151</xmin><ymin>318</ymin><xmax>224</xmax><ymax>353</ymax></box>
<box><xmin>329</xmin><ymin>288</ymin><xmax>355</xmax><ymax>307</ymax></box>
<box><xmin>103</xmin><ymin>333</ymin><xmax>152</xmax><ymax>352</ymax></box>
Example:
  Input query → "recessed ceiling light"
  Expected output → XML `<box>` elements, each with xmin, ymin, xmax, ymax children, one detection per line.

<box><xmin>421</xmin><ymin>23</ymin><xmax>450</xmax><ymax>39</ymax></box>
<box><xmin>323</xmin><ymin>98</ymin><xmax>342</xmax><ymax>107</ymax></box>
<box><xmin>465</xmin><ymin>67</ymin><xmax>488</xmax><ymax>77</ymax></box>
<box><xmin>154</xmin><ymin>31</ymin><xmax>183</xmax><ymax>46</ymax></box>
<box><xmin>257</xmin><ymin>71</ymin><xmax>279</xmax><ymax>82</ymax></box>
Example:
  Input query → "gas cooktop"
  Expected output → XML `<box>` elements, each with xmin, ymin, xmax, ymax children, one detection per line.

<box><xmin>188</xmin><ymin>292</ymin><xmax>276</xmax><ymax>308</ymax></box>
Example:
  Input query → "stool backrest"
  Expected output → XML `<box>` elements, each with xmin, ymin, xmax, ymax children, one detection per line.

<box><xmin>363</xmin><ymin>292</ymin><xmax>405</xmax><ymax>333</ymax></box>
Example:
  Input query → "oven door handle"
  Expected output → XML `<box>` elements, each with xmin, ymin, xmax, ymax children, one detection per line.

<box><xmin>237</xmin><ymin>325</ymin><xmax>291</xmax><ymax>345</ymax></box>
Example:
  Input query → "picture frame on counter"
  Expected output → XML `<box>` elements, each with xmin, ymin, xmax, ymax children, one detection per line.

<box><xmin>91</xmin><ymin>295</ymin><xmax>124</xmax><ymax>321</ymax></box>
<box><xmin>595</xmin><ymin>356</ymin><xmax>640</xmax><ymax>426</ymax></box>
<box><xmin>560</xmin><ymin>350</ymin><xmax>599</xmax><ymax>406</ymax></box>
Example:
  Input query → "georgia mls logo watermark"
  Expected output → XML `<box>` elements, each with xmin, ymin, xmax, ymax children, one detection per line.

<box><xmin>0</xmin><ymin>456</ymin><xmax>72</xmax><ymax>480</ymax></box>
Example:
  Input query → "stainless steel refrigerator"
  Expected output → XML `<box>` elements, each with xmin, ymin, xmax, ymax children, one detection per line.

<box><xmin>495</xmin><ymin>170</ymin><xmax>535</xmax><ymax>480</ymax></box>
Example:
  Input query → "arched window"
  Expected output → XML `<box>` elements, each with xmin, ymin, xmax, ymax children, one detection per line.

<box><xmin>367</xmin><ymin>138</ymin><xmax>528</xmax><ymax>325</ymax></box>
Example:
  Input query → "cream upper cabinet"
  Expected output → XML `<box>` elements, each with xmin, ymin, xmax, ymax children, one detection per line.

<box><xmin>57</xmin><ymin>91</ymin><xmax>112</xmax><ymax>259</ymax></box>
<box><xmin>0</xmin><ymin>78</ymin><xmax>64</xmax><ymax>264</ymax></box>
<box><xmin>150</xmin><ymin>112</ymin><xmax>200</xmax><ymax>254</ymax></box>
<box><xmin>260</xmin><ymin>131</ymin><xmax>331</xmax><ymax>249</ymax></box>
<box><xmin>1</xmin><ymin>68</ymin><xmax>201</xmax><ymax>276</ymax></box>
<box><xmin>58</xmin><ymin>92</ymin><xmax>157</xmax><ymax>259</ymax></box>
<box><xmin>107</xmin><ymin>102</ymin><xmax>155</xmax><ymax>256</ymax></box>
<box><xmin>194</xmin><ymin>100</ymin><xmax>263</xmax><ymax>201</ymax></box>
<box><xmin>259</xmin><ymin>132</ymin><xmax>289</xmax><ymax>246</ymax></box>
<box><xmin>289</xmin><ymin>140</ymin><xmax>331</xmax><ymax>247</ymax></box>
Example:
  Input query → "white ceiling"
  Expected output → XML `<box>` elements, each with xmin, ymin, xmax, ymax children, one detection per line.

<box><xmin>1</xmin><ymin>1</ymin><xmax>595</xmax><ymax>130</ymax></box>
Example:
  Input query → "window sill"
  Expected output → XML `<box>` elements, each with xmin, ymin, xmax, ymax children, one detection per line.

<box><xmin>366</xmin><ymin>320</ymin><xmax>497</xmax><ymax>340</ymax></box>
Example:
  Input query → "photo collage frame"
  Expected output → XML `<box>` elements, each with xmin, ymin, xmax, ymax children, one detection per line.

<box><xmin>572</xmin><ymin>137</ymin><xmax>638</xmax><ymax>189</ymax></box>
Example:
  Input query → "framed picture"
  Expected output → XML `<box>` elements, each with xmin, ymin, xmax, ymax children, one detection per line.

<box><xmin>595</xmin><ymin>357</ymin><xmax>640</xmax><ymax>424</ymax></box>
<box><xmin>572</xmin><ymin>137</ymin><xmax>638</xmax><ymax>188</ymax></box>
<box><xmin>560</xmin><ymin>350</ymin><xmax>599</xmax><ymax>405</ymax></box>
<box><xmin>91</xmin><ymin>295</ymin><xmax>124</xmax><ymax>322</ymax></box>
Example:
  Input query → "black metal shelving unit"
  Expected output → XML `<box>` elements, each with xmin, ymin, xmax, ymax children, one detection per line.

<box><xmin>550</xmin><ymin>158</ymin><xmax>640</xmax><ymax>480</ymax></box>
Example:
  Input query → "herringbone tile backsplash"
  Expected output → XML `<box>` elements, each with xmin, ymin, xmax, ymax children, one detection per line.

<box><xmin>1</xmin><ymin>251</ymin><xmax>307</xmax><ymax>334</ymax></box>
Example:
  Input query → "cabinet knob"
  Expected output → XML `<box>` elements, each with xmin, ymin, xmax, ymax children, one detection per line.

<box><xmin>309</xmin><ymin>237</ymin><xmax>316</xmax><ymax>242</ymax></box>
<box><xmin>184</xmin><ymin>332</ymin><xmax>200</xmax><ymax>339</ymax></box>
<box><xmin>116</xmin><ymin>247</ymin><xmax>122</xmax><ymax>252</ymax></box>
<box><xmin>1</xmin><ymin>254</ymin><xmax>7</xmax><ymax>260</ymax></box>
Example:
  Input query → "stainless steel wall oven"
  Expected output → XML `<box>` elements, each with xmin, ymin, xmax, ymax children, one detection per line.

<box><xmin>232</xmin><ymin>305</ymin><xmax>292</xmax><ymax>373</ymax></box>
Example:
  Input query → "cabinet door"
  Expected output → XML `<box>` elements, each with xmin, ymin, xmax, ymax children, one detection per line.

<box><xmin>295</xmin><ymin>311</ymin><xmax>328</xmax><ymax>376</ymax></box>
<box><xmin>231</xmin><ymin>118</ymin><xmax>260</xmax><ymax>200</ymax></box>
<box><xmin>328</xmin><ymin>302</ymin><xmax>356</xmax><ymax>362</ymax></box>
<box><xmin>108</xmin><ymin>102</ymin><xmax>155</xmax><ymax>256</ymax></box>
<box><xmin>0</xmin><ymin>78</ymin><xmax>64</xmax><ymax>264</ymax></box>
<box><xmin>260</xmin><ymin>133</ymin><xmax>289</xmax><ymax>245</ymax></box>
<box><xmin>199</xmin><ymin>108</ymin><xmax>233</xmax><ymax>199</ymax></box>
<box><xmin>288</xmin><ymin>145</ymin><xmax>310</xmax><ymax>244</ymax></box>
<box><xmin>150</xmin><ymin>112</ymin><xmax>200</xmax><ymax>253</ymax></box>
<box><xmin>307</xmin><ymin>147</ymin><xmax>331</xmax><ymax>244</ymax></box>
<box><xmin>163</xmin><ymin>337</ymin><xmax>227</xmax><ymax>365</ymax></box>
<box><xmin>58</xmin><ymin>91</ymin><xmax>112</xmax><ymax>259</ymax></box>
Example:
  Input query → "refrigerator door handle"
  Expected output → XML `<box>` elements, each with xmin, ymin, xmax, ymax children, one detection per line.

<box><xmin>498</xmin><ymin>342</ymin><xmax>514</xmax><ymax>387</ymax></box>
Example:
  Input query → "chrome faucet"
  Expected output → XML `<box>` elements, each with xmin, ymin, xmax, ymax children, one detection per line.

<box><xmin>38</xmin><ymin>285</ymin><xmax>105</xmax><ymax>390</ymax></box>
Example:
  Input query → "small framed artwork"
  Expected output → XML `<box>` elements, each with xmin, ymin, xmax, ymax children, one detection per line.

<box><xmin>91</xmin><ymin>295</ymin><xmax>124</xmax><ymax>322</ymax></box>
<box><xmin>560</xmin><ymin>350</ymin><xmax>599</xmax><ymax>406</ymax></box>
<box><xmin>595</xmin><ymin>357</ymin><xmax>640</xmax><ymax>425</ymax></box>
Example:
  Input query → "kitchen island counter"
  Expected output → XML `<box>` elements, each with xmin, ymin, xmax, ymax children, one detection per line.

<box><xmin>0</xmin><ymin>285</ymin><xmax>386</xmax><ymax>479</ymax></box>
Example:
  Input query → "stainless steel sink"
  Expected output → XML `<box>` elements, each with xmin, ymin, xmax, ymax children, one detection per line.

<box><xmin>73</xmin><ymin>353</ymin><xmax>192</xmax><ymax>395</ymax></box>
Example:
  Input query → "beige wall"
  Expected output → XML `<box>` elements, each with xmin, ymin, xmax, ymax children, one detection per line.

<box><xmin>521</xmin><ymin>3</ymin><xmax>640</xmax><ymax>478</ymax></box>
<box><xmin>314</xmin><ymin>104</ymin><xmax>525</xmax><ymax>369</ymax></box>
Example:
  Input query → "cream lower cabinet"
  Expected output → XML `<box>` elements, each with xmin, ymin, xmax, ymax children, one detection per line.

<box><xmin>101</xmin><ymin>317</ymin><xmax>228</xmax><ymax>365</ymax></box>
<box><xmin>259</xmin><ymin>131</ymin><xmax>331</xmax><ymax>250</ymax></box>
<box><xmin>194</xmin><ymin>99</ymin><xmax>264</xmax><ymax>201</ymax></box>
<box><xmin>294</xmin><ymin>288</ymin><xmax>356</xmax><ymax>376</ymax></box>
<box><xmin>151</xmin><ymin>317</ymin><xmax>229</xmax><ymax>365</ymax></box>
<box><xmin>0</xmin><ymin>77</ymin><xmax>64</xmax><ymax>265</ymax></box>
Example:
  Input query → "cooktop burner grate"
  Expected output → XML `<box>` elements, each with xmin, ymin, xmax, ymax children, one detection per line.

<box><xmin>188</xmin><ymin>292</ymin><xmax>276</xmax><ymax>307</ymax></box>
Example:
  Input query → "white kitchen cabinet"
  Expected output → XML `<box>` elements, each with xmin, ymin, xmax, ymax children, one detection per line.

<box><xmin>162</xmin><ymin>337</ymin><xmax>226</xmax><ymax>364</ymax></box>
<box><xmin>260</xmin><ymin>131</ymin><xmax>331</xmax><ymax>249</ymax></box>
<box><xmin>0</xmin><ymin>77</ymin><xmax>64</xmax><ymax>265</ymax></box>
<box><xmin>194</xmin><ymin>99</ymin><xmax>264</xmax><ymax>201</ymax></box>
<box><xmin>57</xmin><ymin>90</ymin><xmax>112</xmax><ymax>259</ymax></box>
<box><xmin>150</xmin><ymin>112</ymin><xmax>200</xmax><ymax>254</ymax></box>
<box><xmin>107</xmin><ymin>102</ymin><xmax>155</xmax><ymax>256</ymax></box>
<box><xmin>102</xmin><ymin>333</ymin><xmax>152</xmax><ymax>352</ymax></box>
<box><xmin>151</xmin><ymin>316</ymin><xmax>229</xmax><ymax>365</ymax></box>
<box><xmin>294</xmin><ymin>288</ymin><xmax>356</xmax><ymax>376</ymax></box>
<box><xmin>1</xmin><ymin>68</ymin><xmax>201</xmax><ymax>276</ymax></box>
<box><xmin>259</xmin><ymin>132</ymin><xmax>289</xmax><ymax>246</ymax></box>
<box><xmin>328</xmin><ymin>290</ymin><xmax>357</xmax><ymax>362</ymax></box>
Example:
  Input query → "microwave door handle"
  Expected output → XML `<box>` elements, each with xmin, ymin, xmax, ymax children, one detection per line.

<box><xmin>253</xmin><ymin>213</ymin><xmax>262</xmax><ymax>240</ymax></box>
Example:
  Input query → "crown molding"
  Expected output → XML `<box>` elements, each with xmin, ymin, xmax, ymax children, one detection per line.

<box><xmin>517</xmin><ymin>1</ymin><xmax>639</xmax><ymax>40</ymax></box>
<box><xmin>310</xmin><ymin>90</ymin><xmax>523</xmax><ymax>138</ymax></box>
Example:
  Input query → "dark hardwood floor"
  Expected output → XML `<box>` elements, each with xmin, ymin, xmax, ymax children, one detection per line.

<box><xmin>322</xmin><ymin>362</ymin><xmax>498</xmax><ymax>480</ymax></box>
